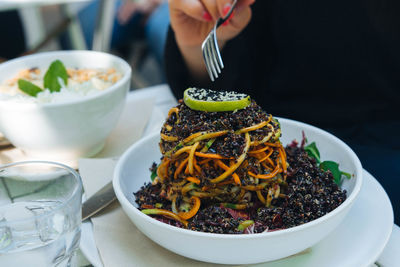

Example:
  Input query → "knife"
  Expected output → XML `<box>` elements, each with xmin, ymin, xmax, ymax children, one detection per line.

<box><xmin>82</xmin><ymin>181</ymin><xmax>116</xmax><ymax>221</ymax></box>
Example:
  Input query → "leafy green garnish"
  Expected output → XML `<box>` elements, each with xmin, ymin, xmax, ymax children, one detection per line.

<box><xmin>150</xmin><ymin>169</ymin><xmax>157</xmax><ymax>181</ymax></box>
<box><xmin>44</xmin><ymin>60</ymin><xmax>68</xmax><ymax>92</ymax></box>
<box><xmin>17</xmin><ymin>60</ymin><xmax>69</xmax><ymax>97</ymax></box>
<box><xmin>304</xmin><ymin>141</ymin><xmax>351</xmax><ymax>185</ymax></box>
<box><xmin>320</xmin><ymin>161</ymin><xmax>351</xmax><ymax>184</ymax></box>
<box><xmin>17</xmin><ymin>79</ymin><xmax>43</xmax><ymax>97</ymax></box>
<box><xmin>304</xmin><ymin>142</ymin><xmax>321</xmax><ymax>163</ymax></box>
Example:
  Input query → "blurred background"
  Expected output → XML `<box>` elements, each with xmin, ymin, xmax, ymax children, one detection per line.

<box><xmin>0</xmin><ymin>0</ymin><xmax>169</xmax><ymax>89</ymax></box>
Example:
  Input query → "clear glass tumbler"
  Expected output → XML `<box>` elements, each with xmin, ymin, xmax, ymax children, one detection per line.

<box><xmin>0</xmin><ymin>161</ymin><xmax>82</xmax><ymax>267</ymax></box>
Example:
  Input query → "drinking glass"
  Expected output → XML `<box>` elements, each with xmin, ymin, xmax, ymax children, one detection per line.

<box><xmin>0</xmin><ymin>161</ymin><xmax>82</xmax><ymax>267</ymax></box>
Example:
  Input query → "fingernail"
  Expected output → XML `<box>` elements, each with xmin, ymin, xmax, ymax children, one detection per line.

<box><xmin>202</xmin><ymin>11</ymin><xmax>212</xmax><ymax>21</ymax></box>
<box><xmin>223</xmin><ymin>3</ymin><xmax>232</xmax><ymax>16</ymax></box>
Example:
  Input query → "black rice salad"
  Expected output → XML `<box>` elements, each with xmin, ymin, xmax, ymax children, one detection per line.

<box><xmin>134</xmin><ymin>143</ymin><xmax>347</xmax><ymax>234</ymax></box>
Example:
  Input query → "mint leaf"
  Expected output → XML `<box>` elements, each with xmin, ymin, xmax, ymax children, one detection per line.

<box><xmin>18</xmin><ymin>79</ymin><xmax>43</xmax><ymax>97</ymax></box>
<box><xmin>44</xmin><ymin>60</ymin><xmax>68</xmax><ymax>92</ymax></box>
<box><xmin>304</xmin><ymin>142</ymin><xmax>321</xmax><ymax>163</ymax></box>
<box><xmin>320</xmin><ymin>160</ymin><xmax>351</xmax><ymax>185</ymax></box>
<box><xmin>320</xmin><ymin>161</ymin><xmax>341</xmax><ymax>184</ymax></box>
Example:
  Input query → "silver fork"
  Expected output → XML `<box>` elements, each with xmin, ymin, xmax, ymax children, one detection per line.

<box><xmin>201</xmin><ymin>0</ymin><xmax>238</xmax><ymax>82</ymax></box>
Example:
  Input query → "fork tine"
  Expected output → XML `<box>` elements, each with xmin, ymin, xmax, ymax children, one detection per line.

<box><xmin>212</xmin><ymin>31</ymin><xmax>224</xmax><ymax>70</ymax></box>
<box><xmin>202</xmin><ymin>37</ymin><xmax>215</xmax><ymax>81</ymax></box>
<box><xmin>206</xmin><ymin>39</ymin><xmax>219</xmax><ymax>79</ymax></box>
<box><xmin>201</xmin><ymin>0</ymin><xmax>237</xmax><ymax>81</ymax></box>
<box><xmin>210</xmin><ymin>33</ymin><xmax>221</xmax><ymax>74</ymax></box>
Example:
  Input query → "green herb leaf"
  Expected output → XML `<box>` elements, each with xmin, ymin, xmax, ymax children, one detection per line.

<box><xmin>320</xmin><ymin>160</ymin><xmax>351</xmax><ymax>185</ymax></box>
<box><xmin>200</xmin><ymin>138</ymin><xmax>216</xmax><ymax>152</ymax></box>
<box><xmin>237</xmin><ymin>220</ymin><xmax>255</xmax><ymax>231</ymax></box>
<box><xmin>150</xmin><ymin>169</ymin><xmax>157</xmax><ymax>181</ymax></box>
<box><xmin>206</xmin><ymin>139</ymin><xmax>215</xmax><ymax>148</ymax></box>
<box><xmin>44</xmin><ymin>60</ymin><xmax>68</xmax><ymax>92</ymax></box>
<box><xmin>304</xmin><ymin>142</ymin><xmax>321</xmax><ymax>163</ymax></box>
<box><xmin>17</xmin><ymin>79</ymin><xmax>43</xmax><ymax>97</ymax></box>
<box><xmin>342</xmin><ymin>171</ymin><xmax>352</xmax><ymax>179</ymax></box>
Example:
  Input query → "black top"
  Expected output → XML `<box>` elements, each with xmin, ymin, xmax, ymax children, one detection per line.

<box><xmin>165</xmin><ymin>1</ymin><xmax>400</xmax><ymax>221</ymax></box>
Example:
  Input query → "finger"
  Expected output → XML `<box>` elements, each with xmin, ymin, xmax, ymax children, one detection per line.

<box><xmin>217</xmin><ymin>0</ymin><xmax>254</xmax><ymax>26</ymax></box>
<box><xmin>201</xmin><ymin>0</ymin><xmax>220</xmax><ymax>21</ymax></box>
<box><xmin>169</xmin><ymin>0</ymin><xmax>213</xmax><ymax>22</ymax></box>
<box><xmin>216</xmin><ymin>0</ymin><xmax>234</xmax><ymax>18</ymax></box>
<box><xmin>224</xmin><ymin>1</ymin><xmax>252</xmax><ymax>29</ymax></box>
<box><xmin>235</xmin><ymin>0</ymin><xmax>255</xmax><ymax>12</ymax></box>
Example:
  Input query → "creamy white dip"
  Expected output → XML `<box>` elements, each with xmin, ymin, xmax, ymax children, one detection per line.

<box><xmin>0</xmin><ymin>67</ymin><xmax>122</xmax><ymax>104</ymax></box>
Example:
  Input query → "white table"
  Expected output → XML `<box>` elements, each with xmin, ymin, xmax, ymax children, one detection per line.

<box><xmin>79</xmin><ymin>84</ymin><xmax>400</xmax><ymax>267</ymax></box>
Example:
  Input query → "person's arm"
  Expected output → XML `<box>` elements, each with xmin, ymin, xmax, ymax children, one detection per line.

<box><xmin>165</xmin><ymin>0</ymin><xmax>255</xmax><ymax>97</ymax></box>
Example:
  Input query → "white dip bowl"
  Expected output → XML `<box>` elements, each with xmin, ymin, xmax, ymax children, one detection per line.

<box><xmin>0</xmin><ymin>51</ymin><xmax>131</xmax><ymax>162</ymax></box>
<box><xmin>113</xmin><ymin>118</ymin><xmax>363</xmax><ymax>264</ymax></box>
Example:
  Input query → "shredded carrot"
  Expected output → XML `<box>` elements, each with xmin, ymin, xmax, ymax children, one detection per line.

<box><xmin>174</xmin><ymin>157</ymin><xmax>188</xmax><ymax>179</ymax></box>
<box><xmin>216</xmin><ymin>179</ymin><xmax>235</xmax><ymax>186</ymax></box>
<box><xmin>168</xmin><ymin>107</ymin><xmax>179</xmax><ymax>118</ymax></box>
<box><xmin>183</xmin><ymin>132</ymin><xmax>203</xmax><ymax>143</ymax></box>
<box><xmin>256</xmin><ymin>190</ymin><xmax>266</xmax><ymax>204</ymax></box>
<box><xmin>262</xmin><ymin>142</ymin><xmax>282</xmax><ymax>147</ymax></box>
<box><xmin>165</xmin><ymin>124</ymin><xmax>173</xmax><ymax>131</ymax></box>
<box><xmin>236</xmin><ymin>120</ymin><xmax>268</xmax><ymax>134</ymax></box>
<box><xmin>258</xmin><ymin>149</ymin><xmax>274</xmax><ymax>163</ymax></box>
<box><xmin>157</xmin><ymin>159</ymin><xmax>170</xmax><ymax>182</ymax></box>
<box><xmin>263</xmin><ymin>157</ymin><xmax>275</xmax><ymax>168</ymax></box>
<box><xmin>198</xmin><ymin>158</ymin><xmax>212</xmax><ymax>165</ymax></box>
<box><xmin>141</xmin><ymin>208</ymin><xmax>188</xmax><ymax>227</ymax></box>
<box><xmin>193</xmin><ymin>157</ymin><xmax>202</xmax><ymax>173</ymax></box>
<box><xmin>248</xmin><ymin>146</ymin><xmax>270</xmax><ymax>155</ymax></box>
<box><xmin>160</xmin><ymin>133</ymin><xmax>178</xmax><ymax>142</ymax></box>
<box><xmin>186</xmin><ymin>176</ymin><xmax>200</xmax><ymax>185</ymax></box>
<box><xmin>233</xmin><ymin>174</ymin><xmax>241</xmax><ymax>185</ymax></box>
<box><xmin>178</xmin><ymin>196</ymin><xmax>201</xmax><ymax>220</ymax></box>
<box><xmin>210</xmin><ymin>133</ymin><xmax>250</xmax><ymax>183</ymax></box>
<box><xmin>184</xmin><ymin>164</ymin><xmax>189</xmax><ymax>175</ymax></box>
<box><xmin>188</xmin><ymin>142</ymin><xmax>199</xmax><ymax>175</ymax></box>
<box><xmin>189</xmin><ymin>130</ymin><xmax>228</xmax><ymax>144</ymax></box>
<box><xmin>242</xmin><ymin>185</ymin><xmax>265</xmax><ymax>191</ymax></box>
<box><xmin>215</xmin><ymin>160</ymin><xmax>241</xmax><ymax>185</ymax></box>
<box><xmin>279</xmin><ymin>146</ymin><xmax>287</xmax><ymax>174</ymax></box>
<box><xmin>163</xmin><ymin>159</ymin><xmax>170</xmax><ymax>180</ymax></box>
<box><xmin>249</xmin><ymin>164</ymin><xmax>281</xmax><ymax>179</ymax></box>
<box><xmin>173</xmin><ymin>146</ymin><xmax>192</xmax><ymax>157</ymax></box>
<box><xmin>237</xmin><ymin>189</ymin><xmax>246</xmax><ymax>201</ymax></box>
<box><xmin>195</xmin><ymin>152</ymin><xmax>226</xmax><ymax>159</ymax></box>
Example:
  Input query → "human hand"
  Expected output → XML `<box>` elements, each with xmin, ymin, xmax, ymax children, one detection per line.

<box><xmin>169</xmin><ymin>0</ymin><xmax>255</xmax><ymax>47</ymax></box>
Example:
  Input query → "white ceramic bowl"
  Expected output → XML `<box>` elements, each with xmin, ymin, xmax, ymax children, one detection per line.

<box><xmin>0</xmin><ymin>51</ymin><xmax>131</xmax><ymax>162</ymax></box>
<box><xmin>113</xmin><ymin>118</ymin><xmax>363</xmax><ymax>264</ymax></box>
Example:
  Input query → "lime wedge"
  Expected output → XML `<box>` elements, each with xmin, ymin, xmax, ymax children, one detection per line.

<box><xmin>183</xmin><ymin>88</ymin><xmax>250</xmax><ymax>112</ymax></box>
